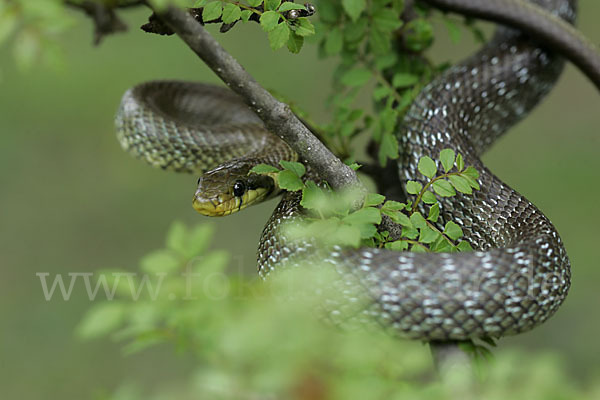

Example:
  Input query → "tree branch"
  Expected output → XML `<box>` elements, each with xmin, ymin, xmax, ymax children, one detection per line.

<box><xmin>65</xmin><ymin>0</ymin><xmax>145</xmax><ymax>45</ymax></box>
<box><xmin>148</xmin><ymin>4</ymin><xmax>362</xmax><ymax>191</ymax></box>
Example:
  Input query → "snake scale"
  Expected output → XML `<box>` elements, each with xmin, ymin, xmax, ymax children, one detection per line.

<box><xmin>116</xmin><ymin>0</ymin><xmax>598</xmax><ymax>340</ymax></box>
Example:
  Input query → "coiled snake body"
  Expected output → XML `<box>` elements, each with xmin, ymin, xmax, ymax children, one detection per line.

<box><xmin>116</xmin><ymin>0</ymin><xmax>596</xmax><ymax>340</ymax></box>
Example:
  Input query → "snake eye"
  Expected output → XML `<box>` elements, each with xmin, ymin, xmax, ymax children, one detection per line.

<box><xmin>233</xmin><ymin>180</ymin><xmax>246</xmax><ymax>197</ymax></box>
<box><xmin>197</xmin><ymin>177</ymin><xmax>202</xmax><ymax>185</ymax></box>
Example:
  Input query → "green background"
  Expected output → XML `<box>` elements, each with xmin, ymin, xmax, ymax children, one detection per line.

<box><xmin>1</xmin><ymin>2</ymin><xmax>599</xmax><ymax>398</ymax></box>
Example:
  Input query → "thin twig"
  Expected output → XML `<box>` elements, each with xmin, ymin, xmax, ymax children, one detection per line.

<box><xmin>149</xmin><ymin>4</ymin><xmax>362</xmax><ymax>191</ymax></box>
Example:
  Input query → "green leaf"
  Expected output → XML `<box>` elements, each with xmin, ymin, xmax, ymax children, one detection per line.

<box><xmin>342</xmin><ymin>0</ymin><xmax>366</xmax><ymax>21</ymax></box>
<box><xmin>449</xmin><ymin>175</ymin><xmax>472</xmax><ymax>194</ymax></box>
<box><xmin>462</xmin><ymin>166</ymin><xmax>480</xmax><ymax>180</ymax></box>
<box><xmin>77</xmin><ymin>302</ymin><xmax>125</xmax><ymax>339</ymax></box>
<box><xmin>185</xmin><ymin>223</ymin><xmax>214</xmax><ymax>258</ymax></box>
<box><xmin>343</xmin><ymin>207</ymin><xmax>382</xmax><ymax>226</ymax></box>
<box><xmin>410</xmin><ymin>212</ymin><xmax>427</xmax><ymax>229</ymax></box>
<box><xmin>265</xmin><ymin>0</ymin><xmax>281</xmax><ymax>11</ymax></box>
<box><xmin>402</xmin><ymin>226</ymin><xmax>419</xmax><ymax>239</ymax></box>
<box><xmin>277</xmin><ymin>169</ymin><xmax>303</xmax><ymax>190</ymax></box>
<box><xmin>324</xmin><ymin>27</ymin><xmax>343</xmax><ymax>56</ymax></box>
<box><xmin>418</xmin><ymin>156</ymin><xmax>437</xmax><ymax>178</ymax></box>
<box><xmin>364</xmin><ymin>193</ymin><xmax>385</xmax><ymax>207</ymax></box>
<box><xmin>440</xmin><ymin>149</ymin><xmax>455</xmax><ymax>173</ymax></box>
<box><xmin>394</xmin><ymin>212</ymin><xmax>412</xmax><ymax>228</ymax></box>
<box><xmin>461</xmin><ymin>174</ymin><xmax>480</xmax><ymax>190</ymax></box>
<box><xmin>375</xmin><ymin>54</ymin><xmax>398</xmax><ymax>70</ymax></box>
<box><xmin>250</xmin><ymin>164</ymin><xmax>280</xmax><ymax>174</ymax></box>
<box><xmin>287</xmin><ymin>32</ymin><xmax>304</xmax><ymax>53</ymax></box>
<box><xmin>378</xmin><ymin>132</ymin><xmax>399</xmax><ymax>165</ymax></box>
<box><xmin>432</xmin><ymin>239</ymin><xmax>453</xmax><ymax>253</ymax></box>
<box><xmin>317</xmin><ymin>0</ymin><xmax>339</xmax><ymax>23</ymax></box>
<box><xmin>443</xmin><ymin>18</ymin><xmax>461</xmax><ymax>44</ymax></box>
<box><xmin>164</xmin><ymin>221</ymin><xmax>213</xmax><ymax>260</ymax></box>
<box><xmin>278</xmin><ymin>2</ymin><xmax>306</xmax><ymax>11</ymax></box>
<box><xmin>385</xmin><ymin>240</ymin><xmax>409</xmax><ymax>251</ymax></box>
<box><xmin>411</xmin><ymin>244</ymin><xmax>428</xmax><ymax>253</ymax></box>
<box><xmin>369</xmin><ymin>27</ymin><xmax>391</xmax><ymax>55</ymax></box>
<box><xmin>202</xmin><ymin>1</ymin><xmax>223</xmax><ymax>21</ymax></box>
<box><xmin>240</xmin><ymin>9</ymin><xmax>254</xmax><ymax>22</ymax></box>
<box><xmin>404</xmin><ymin>19</ymin><xmax>434</xmax><ymax>52</ymax></box>
<box><xmin>140</xmin><ymin>249</ymin><xmax>180</xmax><ymax>274</ymax></box>
<box><xmin>461</xmin><ymin>166</ymin><xmax>480</xmax><ymax>190</ymax></box>
<box><xmin>221</xmin><ymin>3</ymin><xmax>242</xmax><ymax>24</ymax></box>
<box><xmin>330</xmin><ymin>223</ymin><xmax>362</xmax><ymax>247</ymax></box>
<box><xmin>456</xmin><ymin>153</ymin><xmax>465</xmax><ymax>171</ymax></box>
<box><xmin>280</xmin><ymin>160</ymin><xmax>306</xmax><ymax>178</ymax></box>
<box><xmin>374</xmin><ymin>231</ymin><xmax>388</xmax><ymax>242</ymax></box>
<box><xmin>432</xmin><ymin>179</ymin><xmax>456</xmax><ymax>197</ymax></box>
<box><xmin>428</xmin><ymin>203</ymin><xmax>440</xmax><ymax>222</ymax></box>
<box><xmin>355</xmin><ymin>223</ymin><xmax>378</xmax><ymax>239</ymax></box>
<box><xmin>300</xmin><ymin>181</ymin><xmax>328</xmax><ymax>210</ymax></box>
<box><xmin>340</xmin><ymin>68</ymin><xmax>372</xmax><ymax>87</ymax></box>
<box><xmin>268</xmin><ymin>22</ymin><xmax>291</xmax><ymax>50</ymax></box>
<box><xmin>406</xmin><ymin>181</ymin><xmax>422</xmax><ymax>195</ymax></box>
<box><xmin>381</xmin><ymin>201</ymin><xmax>406</xmax><ymax>213</ymax></box>
<box><xmin>373</xmin><ymin>85</ymin><xmax>392</xmax><ymax>101</ymax></box>
<box><xmin>340</xmin><ymin>122</ymin><xmax>354</xmax><ymax>137</ymax></box>
<box><xmin>343</xmin><ymin>18</ymin><xmax>368</xmax><ymax>43</ymax></box>
<box><xmin>380</xmin><ymin>107</ymin><xmax>398</xmax><ymax>135</ymax></box>
<box><xmin>372</xmin><ymin>9</ymin><xmax>403</xmax><ymax>32</ymax></box>
<box><xmin>444</xmin><ymin>221</ymin><xmax>463</xmax><ymax>240</ymax></box>
<box><xmin>457</xmin><ymin>240</ymin><xmax>474</xmax><ymax>252</ymax></box>
<box><xmin>348</xmin><ymin>109</ymin><xmax>363</xmax><ymax>122</ymax></box>
<box><xmin>422</xmin><ymin>191</ymin><xmax>438</xmax><ymax>204</ymax></box>
<box><xmin>166</xmin><ymin>221</ymin><xmax>187</xmax><ymax>255</ymax></box>
<box><xmin>392</xmin><ymin>73</ymin><xmax>418</xmax><ymax>88</ymax></box>
<box><xmin>260</xmin><ymin>10</ymin><xmax>280</xmax><ymax>31</ymax></box>
<box><xmin>293</xmin><ymin>17</ymin><xmax>315</xmax><ymax>37</ymax></box>
<box><xmin>419</xmin><ymin>226</ymin><xmax>440</xmax><ymax>244</ymax></box>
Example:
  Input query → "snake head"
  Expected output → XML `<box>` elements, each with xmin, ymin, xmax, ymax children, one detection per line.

<box><xmin>193</xmin><ymin>161</ymin><xmax>278</xmax><ymax>217</ymax></box>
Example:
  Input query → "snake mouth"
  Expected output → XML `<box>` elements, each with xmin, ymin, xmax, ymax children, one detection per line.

<box><xmin>193</xmin><ymin>187</ymin><xmax>273</xmax><ymax>217</ymax></box>
<box><xmin>192</xmin><ymin>198</ymin><xmax>234</xmax><ymax>217</ymax></box>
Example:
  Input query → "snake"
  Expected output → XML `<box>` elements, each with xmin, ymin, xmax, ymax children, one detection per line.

<box><xmin>115</xmin><ymin>0</ymin><xmax>599</xmax><ymax>340</ymax></box>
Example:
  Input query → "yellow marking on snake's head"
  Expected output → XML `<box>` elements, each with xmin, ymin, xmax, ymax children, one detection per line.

<box><xmin>193</xmin><ymin>163</ymin><xmax>280</xmax><ymax>217</ymax></box>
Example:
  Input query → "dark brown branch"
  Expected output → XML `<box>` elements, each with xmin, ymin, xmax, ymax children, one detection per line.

<box><xmin>150</xmin><ymin>5</ymin><xmax>362</xmax><ymax>191</ymax></box>
<box><xmin>141</xmin><ymin>8</ymin><xmax>260</xmax><ymax>35</ymax></box>
<box><xmin>65</xmin><ymin>0</ymin><xmax>144</xmax><ymax>44</ymax></box>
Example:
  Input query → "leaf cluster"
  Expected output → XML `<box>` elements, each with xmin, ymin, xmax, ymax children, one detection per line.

<box><xmin>194</xmin><ymin>0</ymin><xmax>315</xmax><ymax>51</ymax></box>
<box><xmin>76</xmin><ymin>222</ymin><xmax>231</xmax><ymax>352</ymax></box>
<box><xmin>252</xmin><ymin>148</ymin><xmax>480</xmax><ymax>253</ymax></box>
<box><xmin>303</xmin><ymin>0</ymin><xmax>441</xmax><ymax>164</ymax></box>
<box><xmin>80</xmin><ymin>222</ymin><xmax>600</xmax><ymax>400</ymax></box>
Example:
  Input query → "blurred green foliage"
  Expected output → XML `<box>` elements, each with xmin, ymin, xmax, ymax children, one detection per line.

<box><xmin>78</xmin><ymin>222</ymin><xmax>600</xmax><ymax>400</ymax></box>
<box><xmin>1</xmin><ymin>0</ymin><xmax>599</xmax><ymax>399</ymax></box>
